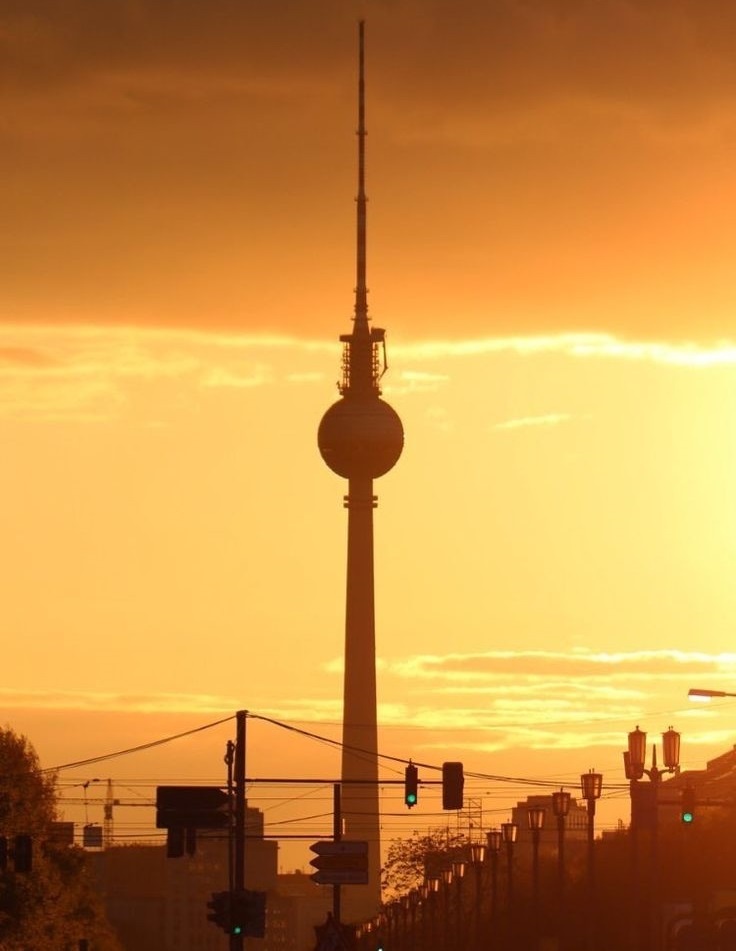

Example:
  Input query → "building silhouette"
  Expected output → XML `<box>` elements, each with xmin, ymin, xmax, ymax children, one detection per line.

<box><xmin>88</xmin><ymin>809</ymin><xmax>331</xmax><ymax>951</ymax></box>
<box><xmin>317</xmin><ymin>21</ymin><xmax>404</xmax><ymax>923</ymax></box>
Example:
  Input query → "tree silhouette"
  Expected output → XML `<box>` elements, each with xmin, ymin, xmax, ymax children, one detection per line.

<box><xmin>0</xmin><ymin>726</ymin><xmax>122</xmax><ymax>951</ymax></box>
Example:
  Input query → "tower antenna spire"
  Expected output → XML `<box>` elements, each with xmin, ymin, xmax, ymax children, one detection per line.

<box><xmin>355</xmin><ymin>19</ymin><xmax>368</xmax><ymax>331</ymax></box>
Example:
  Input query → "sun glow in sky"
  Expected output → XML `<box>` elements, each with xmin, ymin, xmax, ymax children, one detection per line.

<box><xmin>5</xmin><ymin>0</ymin><xmax>736</xmax><ymax>868</ymax></box>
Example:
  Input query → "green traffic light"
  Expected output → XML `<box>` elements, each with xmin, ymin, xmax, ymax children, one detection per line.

<box><xmin>682</xmin><ymin>811</ymin><xmax>694</xmax><ymax>823</ymax></box>
<box><xmin>406</xmin><ymin>792</ymin><xmax>417</xmax><ymax>805</ymax></box>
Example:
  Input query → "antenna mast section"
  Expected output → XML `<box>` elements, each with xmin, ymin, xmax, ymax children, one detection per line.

<box><xmin>339</xmin><ymin>20</ymin><xmax>387</xmax><ymax>397</ymax></box>
<box><xmin>355</xmin><ymin>19</ymin><xmax>368</xmax><ymax>327</ymax></box>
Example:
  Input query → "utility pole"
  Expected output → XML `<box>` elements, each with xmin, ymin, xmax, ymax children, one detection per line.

<box><xmin>333</xmin><ymin>783</ymin><xmax>342</xmax><ymax>925</ymax></box>
<box><xmin>232</xmin><ymin>709</ymin><xmax>247</xmax><ymax>951</ymax></box>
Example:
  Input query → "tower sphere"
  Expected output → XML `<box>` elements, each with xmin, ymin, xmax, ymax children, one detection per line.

<box><xmin>318</xmin><ymin>396</ymin><xmax>404</xmax><ymax>480</ymax></box>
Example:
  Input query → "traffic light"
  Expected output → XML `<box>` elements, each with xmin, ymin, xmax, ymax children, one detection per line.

<box><xmin>206</xmin><ymin>891</ymin><xmax>231</xmax><ymax>932</ymax></box>
<box><xmin>442</xmin><ymin>761</ymin><xmax>464</xmax><ymax>810</ymax></box>
<box><xmin>229</xmin><ymin>891</ymin><xmax>247</xmax><ymax>936</ymax></box>
<box><xmin>14</xmin><ymin>835</ymin><xmax>32</xmax><ymax>873</ymax></box>
<box><xmin>404</xmin><ymin>763</ymin><xmax>418</xmax><ymax>808</ymax></box>
<box><xmin>230</xmin><ymin>889</ymin><xmax>266</xmax><ymax>938</ymax></box>
<box><xmin>681</xmin><ymin>785</ymin><xmax>696</xmax><ymax>824</ymax></box>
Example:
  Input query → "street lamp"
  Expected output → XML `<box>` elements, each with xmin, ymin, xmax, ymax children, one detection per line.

<box><xmin>625</xmin><ymin>726</ymin><xmax>680</xmax><ymax>951</ymax></box>
<box><xmin>551</xmin><ymin>788</ymin><xmax>570</xmax><ymax>893</ymax></box>
<box><xmin>486</xmin><ymin>828</ymin><xmax>503</xmax><ymax>921</ymax></box>
<box><xmin>501</xmin><ymin>821</ymin><xmax>518</xmax><ymax>910</ymax></box>
<box><xmin>689</xmin><ymin>687</ymin><xmax>736</xmax><ymax>700</ymax></box>
<box><xmin>580</xmin><ymin>768</ymin><xmax>602</xmax><ymax>951</ymax></box>
<box><xmin>427</xmin><ymin>876</ymin><xmax>440</xmax><ymax>951</ymax></box>
<box><xmin>442</xmin><ymin>867</ymin><xmax>453</xmax><ymax>951</ymax></box>
<box><xmin>580</xmin><ymin>769</ymin><xmax>602</xmax><ymax>887</ymax></box>
<box><xmin>551</xmin><ymin>788</ymin><xmax>571</xmax><ymax>948</ymax></box>
<box><xmin>528</xmin><ymin>805</ymin><xmax>546</xmax><ymax>947</ymax></box>
<box><xmin>452</xmin><ymin>857</ymin><xmax>466</xmax><ymax>951</ymax></box>
<box><xmin>470</xmin><ymin>841</ymin><xmax>486</xmax><ymax>951</ymax></box>
<box><xmin>419</xmin><ymin>882</ymin><xmax>430</xmax><ymax>951</ymax></box>
<box><xmin>400</xmin><ymin>894</ymin><xmax>411</xmax><ymax>951</ymax></box>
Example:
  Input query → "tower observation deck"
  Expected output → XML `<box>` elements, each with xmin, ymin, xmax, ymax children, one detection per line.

<box><xmin>317</xmin><ymin>21</ymin><xmax>404</xmax><ymax>923</ymax></box>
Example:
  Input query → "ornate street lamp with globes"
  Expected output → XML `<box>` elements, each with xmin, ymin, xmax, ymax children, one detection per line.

<box><xmin>624</xmin><ymin>725</ymin><xmax>680</xmax><ymax>951</ymax></box>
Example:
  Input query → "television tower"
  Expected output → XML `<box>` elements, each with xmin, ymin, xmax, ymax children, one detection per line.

<box><xmin>317</xmin><ymin>21</ymin><xmax>404</xmax><ymax>921</ymax></box>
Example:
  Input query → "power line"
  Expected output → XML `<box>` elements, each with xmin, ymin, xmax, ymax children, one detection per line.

<box><xmin>45</xmin><ymin>714</ymin><xmax>235</xmax><ymax>772</ymax></box>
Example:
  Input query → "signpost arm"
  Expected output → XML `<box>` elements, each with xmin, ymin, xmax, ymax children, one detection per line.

<box><xmin>334</xmin><ymin>782</ymin><xmax>341</xmax><ymax>925</ymax></box>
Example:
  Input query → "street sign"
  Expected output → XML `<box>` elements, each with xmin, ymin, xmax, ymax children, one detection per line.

<box><xmin>156</xmin><ymin>786</ymin><xmax>229</xmax><ymax>829</ymax></box>
<box><xmin>311</xmin><ymin>868</ymin><xmax>369</xmax><ymax>886</ymax></box>
<box><xmin>309</xmin><ymin>840</ymin><xmax>368</xmax><ymax>885</ymax></box>
<box><xmin>310</xmin><ymin>840</ymin><xmax>369</xmax><ymax>856</ymax></box>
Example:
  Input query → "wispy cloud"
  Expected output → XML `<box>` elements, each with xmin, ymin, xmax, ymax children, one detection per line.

<box><xmin>0</xmin><ymin>688</ymin><xmax>243</xmax><ymax>714</ymax></box>
<box><xmin>493</xmin><ymin>412</ymin><xmax>574</xmax><ymax>431</ymax></box>
<box><xmin>319</xmin><ymin>648</ymin><xmax>736</xmax><ymax>753</ymax></box>
<box><xmin>2</xmin><ymin>324</ymin><xmax>735</xmax><ymax>422</ymax></box>
<box><xmin>392</xmin><ymin>333</ymin><xmax>736</xmax><ymax>367</ymax></box>
<box><xmin>200</xmin><ymin>365</ymin><xmax>273</xmax><ymax>388</ymax></box>
<box><xmin>385</xmin><ymin>369</ymin><xmax>451</xmax><ymax>396</ymax></box>
<box><xmin>3</xmin><ymin>646</ymin><xmax>734</xmax><ymax>759</ymax></box>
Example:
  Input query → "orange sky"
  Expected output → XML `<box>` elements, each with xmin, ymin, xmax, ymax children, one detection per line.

<box><xmin>4</xmin><ymin>1</ymin><xmax>736</xmax><ymax>870</ymax></box>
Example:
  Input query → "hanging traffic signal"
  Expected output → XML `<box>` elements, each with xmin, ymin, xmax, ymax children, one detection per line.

<box><xmin>230</xmin><ymin>891</ymin><xmax>246</xmax><ymax>936</ymax></box>
<box><xmin>404</xmin><ymin>763</ymin><xmax>418</xmax><ymax>808</ymax></box>
<box><xmin>442</xmin><ymin>762</ymin><xmax>465</xmax><ymax>810</ymax></box>
<box><xmin>230</xmin><ymin>889</ymin><xmax>267</xmax><ymax>938</ymax></box>
<box><xmin>206</xmin><ymin>891</ymin><xmax>231</xmax><ymax>932</ymax></box>
<box><xmin>681</xmin><ymin>786</ymin><xmax>696</xmax><ymax>824</ymax></box>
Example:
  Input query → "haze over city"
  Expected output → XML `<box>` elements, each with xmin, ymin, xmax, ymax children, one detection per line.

<box><xmin>4</xmin><ymin>0</ymin><xmax>736</xmax><ymax>865</ymax></box>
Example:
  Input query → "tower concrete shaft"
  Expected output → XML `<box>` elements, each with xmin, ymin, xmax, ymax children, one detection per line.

<box><xmin>341</xmin><ymin>475</ymin><xmax>380</xmax><ymax>918</ymax></box>
<box><xmin>317</xmin><ymin>21</ymin><xmax>403</xmax><ymax>924</ymax></box>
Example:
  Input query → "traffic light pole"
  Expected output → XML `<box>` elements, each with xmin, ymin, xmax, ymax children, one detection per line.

<box><xmin>232</xmin><ymin>709</ymin><xmax>247</xmax><ymax>951</ymax></box>
<box><xmin>333</xmin><ymin>782</ymin><xmax>342</xmax><ymax>925</ymax></box>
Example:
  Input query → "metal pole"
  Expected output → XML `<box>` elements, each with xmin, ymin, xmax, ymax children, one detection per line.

<box><xmin>557</xmin><ymin>814</ymin><xmax>565</xmax><ymax>898</ymax></box>
<box><xmin>557</xmin><ymin>814</ymin><xmax>566</xmax><ymax>950</ymax></box>
<box><xmin>532</xmin><ymin>828</ymin><xmax>541</xmax><ymax>945</ymax></box>
<box><xmin>475</xmin><ymin>863</ymin><xmax>482</xmax><ymax>951</ymax></box>
<box><xmin>333</xmin><ymin>782</ymin><xmax>342</xmax><ymax>925</ymax></box>
<box><xmin>491</xmin><ymin>851</ymin><xmax>499</xmax><ymax>922</ymax></box>
<box><xmin>225</xmin><ymin>740</ymin><xmax>235</xmax><ymax>892</ymax></box>
<box><xmin>651</xmin><ymin>774</ymin><xmax>660</xmax><ymax>951</ymax></box>
<box><xmin>586</xmin><ymin>797</ymin><xmax>596</xmax><ymax>951</ymax></box>
<box><xmin>506</xmin><ymin>840</ymin><xmax>514</xmax><ymax>910</ymax></box>
<box><xmin>233</xmin><ymin>709</ymin><xmax>247</xmax><ymax>951</ymax></box>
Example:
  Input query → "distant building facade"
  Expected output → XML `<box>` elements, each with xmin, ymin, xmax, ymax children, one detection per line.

<box><xmin>88</xmin><ymin>808</ymin><xmax>334</xmax><ymax>951</ymax></box>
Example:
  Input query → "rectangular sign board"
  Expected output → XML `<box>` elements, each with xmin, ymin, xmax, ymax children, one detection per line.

<box><xmin>309</xmin><ymin>840</ymin><xmax>369</xmax><ymax>885</ymax></box>
<box><xmin>156</xmin><ymin>786</ymin><xmax>229</xmax><ymax>829</ymax></box>
<box><xmin>310</xmin><ymin>840</ymin><xmax>368</xmax><ymax>856</ymax></box>
<box><xmin>311</xmin><ymin>868</ymin><xmax>370</xmax><ymax>886</ymax></box>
